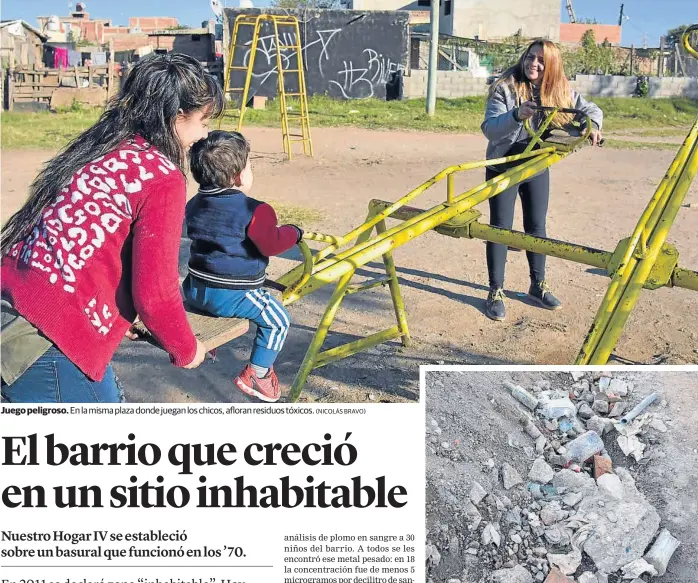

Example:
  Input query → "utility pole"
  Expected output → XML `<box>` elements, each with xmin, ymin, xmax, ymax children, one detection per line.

<box><xmin>426</xmin><ymin>0</ymin><xmax>440</xmax><ymax>116</ymax></box>
<box><xmin>618</xmin><ymin>3</ymin><xmax>624</xmax><ymax>26</ymax></box>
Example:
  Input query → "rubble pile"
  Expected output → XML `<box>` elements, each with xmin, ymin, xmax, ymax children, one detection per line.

<box><xmin>426</xmin><ymin>373</ymin><xmax>681</xmax><ymax>583</ymax></box>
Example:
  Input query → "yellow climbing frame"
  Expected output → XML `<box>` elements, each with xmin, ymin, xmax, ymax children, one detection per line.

<box><xmin>276</xmin><ymin>27</ymin><xmax>698</xmax><ymax>400</ymax></box>
<box><xmin>221</xmin><ymin>14</ymin><xmax>313</xmax><ymax>160</ymax></box>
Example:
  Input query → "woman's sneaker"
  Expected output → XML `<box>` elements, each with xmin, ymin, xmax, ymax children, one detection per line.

<box><xmin>485</xmin><ymin>287</ymin><xmax>506</xmax><ymax>321</ymax></box>
<box><xmin>528</xmin><ymin>280</ymin><xmax>562</xmax><ymax>310</ymax></box>
<box><xmin>234</xmin><ymin>365</ymin><xmax>281</xmax><ymax>402</ymax></box>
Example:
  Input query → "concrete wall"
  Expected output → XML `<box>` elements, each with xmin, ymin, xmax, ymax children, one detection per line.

<box><xmin>402</xmin><ymin>72</ymin><xmax>698</xmax><ymax>99</ymax></box>
<box><xmin>451</xmin><ymin>0</ymin><xmax>560</xmax><ymax>42</ymax></box>
<box><xmin>571</xmin><ymin>75</ymin><xmax>698</xmax><ymax>99</ymax></box>
<box><xmin>403</xmin><ymin>70</ymin><xmax>489</xmax><ymax>98</ymax></box>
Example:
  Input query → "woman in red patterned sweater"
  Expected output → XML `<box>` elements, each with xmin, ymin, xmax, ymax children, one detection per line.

<box><xmin>1</xmin><ymin>54</ymin><xmax>223</xmax><ymax>403</ymax></box>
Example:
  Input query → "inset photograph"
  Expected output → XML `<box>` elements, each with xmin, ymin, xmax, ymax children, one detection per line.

<box><xmin>425</xmin><ymin>368</ymin><xmax>697</xmax><ymax>583</ymax></box>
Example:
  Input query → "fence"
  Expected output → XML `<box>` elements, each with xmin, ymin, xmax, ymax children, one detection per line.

<box><xmin>3</xmin><ymin>63</ymin><xmax>116</xmax><ymax>111</ymax></box>
<box><xmin>3</xmin><ymin>60</ymin><xmax>222</xmax><ymax>111</ymax></box>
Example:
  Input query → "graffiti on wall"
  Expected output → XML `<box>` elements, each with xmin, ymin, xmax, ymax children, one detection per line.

<box><xmin>224</xmin><ymin>9</ymin><xmax>410</xmax><ymax>100</ymax></box>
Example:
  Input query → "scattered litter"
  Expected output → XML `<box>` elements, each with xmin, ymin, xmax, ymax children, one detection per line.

<box><xmin>563</xmin><ymin>430</ymin><xmax>604</xmax><ymax>464</ymax></box>
<box><xmin>617</xmin><ymin>434</ymin><xmax>646</xmax><ymax>461</ymax></box>
<box><xmin>505</xmin><ymin>380</ymin><xmax>539</xmax><ymax>410</ymax></box>
<box><xmin>426</xmin><ymin>373</ymin><xmax>682</xmax><ymax>583</ymax></box>
<box><xmin>621</xmin><ymin>557</ymin><xmax>658</xmax><ymax>578</ymax></box>
<box><xmin>643</xmin><ymin>528</ymin><xmax>681</xmax><ymax>576</ymax></box>
<box><xmin>538</xmin><ymin>394</ymin><xmax>576</xmax><ymax>419</ymax></box>
<box><xmin>620</xmin><ymin>392</ymin><xmax>659</xmax><ymax>425</ymax></box>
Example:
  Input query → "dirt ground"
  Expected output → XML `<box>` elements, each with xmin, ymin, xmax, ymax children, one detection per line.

<box><xmin>1</xmin><ymin>127</ymin><xmax>697</xmax><ymax>403</ymax></box>
<box><xmin>425</xmin><ymin>369</ymin><xmax>698</xmax><ymax>583</ymax></box>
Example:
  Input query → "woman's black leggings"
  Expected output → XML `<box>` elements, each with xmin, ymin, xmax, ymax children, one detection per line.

<box><xmin>485</xmin><ymin>166</ymin><xmax>550</xmax><ymax>289</ymax></box>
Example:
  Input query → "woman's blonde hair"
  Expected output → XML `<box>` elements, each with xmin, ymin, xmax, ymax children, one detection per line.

<box><xmin>490</xmin><ymin>39</ymin><xmax>573</xmax><ymax>127</ymax></box>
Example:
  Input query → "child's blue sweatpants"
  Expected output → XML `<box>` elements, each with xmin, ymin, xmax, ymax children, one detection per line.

<box><xmin>182</xmin><ymin>276</ymin><xmax>290</xmax><ymax>368</ymax></box>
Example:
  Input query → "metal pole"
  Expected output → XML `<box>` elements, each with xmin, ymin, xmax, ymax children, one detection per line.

<box><xmin>426</xmin><ymin>0</ymin><xmax>440</xmax><ymax>116</ymax></box>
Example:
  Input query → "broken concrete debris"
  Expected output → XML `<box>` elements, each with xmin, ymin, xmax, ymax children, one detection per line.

<box><xmin>427</xmin><ymin>374</ymin><xmax>678</xmax><ymax>583</ymax></box>
<box><xmin>491</xmin><ymin>565</ymin><xmax>534</xmax><ymax>583</ymax></box>
<box><xmin>528</xmin><ymin>458</ymin><xmax>555</xmax><ymax>484</ymax></box>
<box><xmin>542</xmin><ymin>567</ymin><xmax>574</xmax><ymax>583</ymax></box>
<box><xmin>470</xmin><ymin>481</ymin><xmax>488</xmax><ymax>505</ymax></box>
<box><xmin>503</xmin><ymin>462</ymin><xmax>525</xmax><ymax>490</ymax></box>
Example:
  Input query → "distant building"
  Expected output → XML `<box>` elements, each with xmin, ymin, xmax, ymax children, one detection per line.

<box><xmin>37</xmin><ymin>3</ymin><xmax>111</xmax><ymax>43</ymax></box>
<box><xmin>37</xmin><ymin>3</ymin><xmax>179</xmax><ymax>45</ymax></box>
<box><xmin>560</xmin><ymin>23</ymin><xmax>622</xmax><ymax>46</ymax></box>
<box><xmin>347</xmin><ymin>0</ymin><xmax>561</xmax><ymax>42</ymax></box>
<box><xmin>148</xmin><ymin>29</ymin><xmax>216</xmax><ymax>62</ymax></box>
<box><xmin>0</xmin><ymin>20</ymin><xmax>48</xmax><ymax>67</ymax></box>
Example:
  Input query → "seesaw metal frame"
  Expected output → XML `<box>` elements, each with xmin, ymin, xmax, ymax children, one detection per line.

<box><xmin>275</xmin><ymin>27</ymin><xmax>698</xmax><ymax>400</ymax></box>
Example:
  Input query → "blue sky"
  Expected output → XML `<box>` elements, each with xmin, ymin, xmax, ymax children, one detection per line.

<box><xmin>2</xmin><ymin>0</ymin><xmax>696</xmax><ymax>47</ymax></box>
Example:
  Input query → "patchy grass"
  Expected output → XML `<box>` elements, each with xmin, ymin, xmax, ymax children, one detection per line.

<box><xmin>267</xmin><ymin>201</ymin><xmax>323</xmax><ymax>228</ymax></box>
<box><xmin>226</xmin><ymin>94</ymin><xmax>487</xmax><ymax>133</ymax></box>
<box><xmin>624</xmin><ymin>127</ymin><xmax>690</xmax><ymax>138</ymax></box>
<box><xmin>594</xmin><ymin>97</ymin><xmax>698</xmax><ymax>131</ymax></box>
<box><xmin>1</xmin><ymin>95</ymin><xmax>696</xmax><ymax>149</ymax></box>
<box><xmin>603</xmin><ymin>139</ymin><xmax>680</xmax><ymax>151</ymax></box>
<box><xmin>1</xmin><ymin>108</ymin><xmax>101</xmax><ymax>149</ymax></box>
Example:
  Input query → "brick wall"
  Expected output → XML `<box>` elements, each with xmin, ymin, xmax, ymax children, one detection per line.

<box><xmin>560</xmin><ymin>24</ymin><xmax>622</xmax><ymax>45</ymax></box>
<box><xmin>129</xmin><ymin>17</ymin><xmax>179</xmax><ymax>32</ymax></box>
<box><xmin>109</xmin><ymin>33</ymin><xmax>150</xmax><ymax>52</ymax></box>
<box><xmin>104</xmin><ymin>26</ymin><xmax>129</xmax><ymax>37</ymax></box>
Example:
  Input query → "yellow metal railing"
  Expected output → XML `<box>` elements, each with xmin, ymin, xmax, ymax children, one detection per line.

<box><xmin>682</xmin><ymin>24</ymin><xmax>698</xmax><ymax>59</ymax></box>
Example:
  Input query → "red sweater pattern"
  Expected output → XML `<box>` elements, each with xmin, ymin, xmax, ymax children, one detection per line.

<box><xmin>1</xmin><ymin>136</ymin><xmax>197</xmax><ymax>380</ymax></box>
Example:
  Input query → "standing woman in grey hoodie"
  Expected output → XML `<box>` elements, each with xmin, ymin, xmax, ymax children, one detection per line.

<box><xmin>481</xmin><ymin>39</ymin><xmax>603</xmax><ymax>321</ymax></box>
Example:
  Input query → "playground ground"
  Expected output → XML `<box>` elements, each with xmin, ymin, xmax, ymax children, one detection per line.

<box><xmin>2</xmin><ymin>126</ymin><xmax>697</xmax><ymax>403</ymax></box>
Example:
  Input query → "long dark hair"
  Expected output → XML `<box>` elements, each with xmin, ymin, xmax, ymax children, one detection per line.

<box><xmin>1</xmin><ymin>53</ymin><xmax>224</xmax><ymax>255</ymax></box>
<box><xmin>489</xmin><ymin>39</ymin><xmax>573</xmax><ymax>128</ymax></box>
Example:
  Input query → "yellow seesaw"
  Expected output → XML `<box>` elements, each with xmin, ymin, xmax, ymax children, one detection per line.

<box><xmin>274</xmin><ymin>25</ymin><xmax>698</xmax><ymax>401</ymax></box>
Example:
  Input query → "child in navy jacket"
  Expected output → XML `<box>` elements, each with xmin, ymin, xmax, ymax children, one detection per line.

<box><xmin>183</xmin><ymin>131</ymin><xmax>302</xmax><ymax>402</ymax></box>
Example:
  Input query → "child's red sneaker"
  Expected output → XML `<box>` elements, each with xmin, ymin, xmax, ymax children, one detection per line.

<box><xmin>234</xmin><ymin>364</ymin><xmax>281</xmax><ymax>402</ymax></box>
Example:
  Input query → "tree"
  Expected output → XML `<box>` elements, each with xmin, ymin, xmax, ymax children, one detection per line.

<box><xmin>665</xmin><ymin>24</ymin><xmax>691</xmax><ymax>47</ymax></box>
<box><xmin>562</xmin><ymin>30</ymin><xmax>622</xmax><ymax>76</ymax></box>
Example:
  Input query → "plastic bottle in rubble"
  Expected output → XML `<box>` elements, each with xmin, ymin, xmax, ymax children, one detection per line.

<box><xmin>563</xmin><ymin>430</ymin><xmax>604</xmax><ymax>465</ymax></box>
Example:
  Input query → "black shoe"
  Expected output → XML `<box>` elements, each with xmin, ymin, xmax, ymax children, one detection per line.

<box><xmin>528</xmin><ymin>280</ymin><xmax>562</xmax><ymax>310</ymax></box>
<box><xmin>485</xmin><ymin>287</ymin><xmax>506</xmax><ymax>321</ymax></box>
